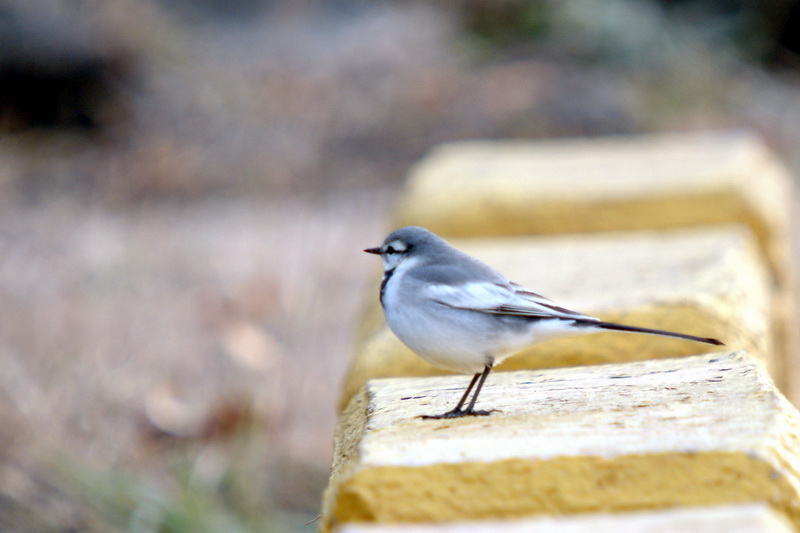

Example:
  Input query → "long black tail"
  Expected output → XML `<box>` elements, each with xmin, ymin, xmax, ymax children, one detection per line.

<box><xmin>579</xmin><ymin>320</ymin><xmax>724</xmax><ymax>346</ymax></box>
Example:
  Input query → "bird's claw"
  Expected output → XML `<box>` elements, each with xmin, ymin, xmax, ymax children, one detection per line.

<box><xmin>419</xmin><ymin>408</ymin><xmax>496</xmax><ymax>419</ymax></box>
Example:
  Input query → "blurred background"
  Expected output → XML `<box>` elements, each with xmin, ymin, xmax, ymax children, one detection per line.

<box><xmin>1</xmin><ymin>0</ymin><xmax>800</xmax><ymax>531</ymax></box>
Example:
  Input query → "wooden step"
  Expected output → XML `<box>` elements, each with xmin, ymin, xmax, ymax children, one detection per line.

<box><xmin>322</xmin><ymin>352</ymin><xmax>800</xmax><ymax>532</ymax></box>
<box><xmin>393</xmin><ymin>131</ymin><xmax>792</xmax><ymax>284</ymax></box>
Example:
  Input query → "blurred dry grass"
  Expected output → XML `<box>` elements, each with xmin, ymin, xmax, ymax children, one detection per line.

<box><xmin>1</xmin><ymin>0</ymin><xmax>800</xmax><ymax>531</ymax></box>
<box><xmin>0</xmin><ymin>190</ymin><xmax>393</xmax><ymax>530</ymax></box>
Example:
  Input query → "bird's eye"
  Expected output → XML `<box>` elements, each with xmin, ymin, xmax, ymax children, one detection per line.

<box><xmin>385</xmin><ymin>246</ymin><xmax>397</xmax><ymax>254</ymax></box>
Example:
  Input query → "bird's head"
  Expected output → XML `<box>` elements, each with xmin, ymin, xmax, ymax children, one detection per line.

<box><xmin>364</xmin><ymin>226</ymin><xmax>442</xmax><ymax>271</ymax></box>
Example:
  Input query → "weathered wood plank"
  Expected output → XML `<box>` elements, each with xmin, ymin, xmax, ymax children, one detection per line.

<box><xmin>322</xmin><ymin>352</ymin><xmax>800</xmax><ymax>532</ymax></box>
<box><xmin>394</xmin><ymin>131</ymin><xmax>791</xmax><ymax>282</ymax></box>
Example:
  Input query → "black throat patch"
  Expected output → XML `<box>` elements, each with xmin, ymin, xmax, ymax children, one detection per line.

<box><xmin>379</xmin><ymin>267</ymin><xmax>396</xmax><ymax>308</ymax></box>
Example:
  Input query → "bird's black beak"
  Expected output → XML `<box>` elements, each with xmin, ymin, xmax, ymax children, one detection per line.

<box><xmin>364</xmin><ymin>247</ymin><xmax>382</xmax><ymax>255</ymax></box>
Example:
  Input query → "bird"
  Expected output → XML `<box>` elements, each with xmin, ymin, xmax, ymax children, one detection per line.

<box><xmin>364</xmin><ymin>226</ymin><xmax>724</xmax><ymax>419</ymax></box>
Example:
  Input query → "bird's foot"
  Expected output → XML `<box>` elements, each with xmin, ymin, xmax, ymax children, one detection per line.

<box><xmin>419</xmin><ymin>408</ymin><xmax>496</xmax><ymax>419</ymax></box>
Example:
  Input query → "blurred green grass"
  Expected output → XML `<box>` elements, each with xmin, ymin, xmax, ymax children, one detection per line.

<box><xmin>51</xmin><ymin>439</ymin><xmax>319</xmax><ymax>533</ymax></box>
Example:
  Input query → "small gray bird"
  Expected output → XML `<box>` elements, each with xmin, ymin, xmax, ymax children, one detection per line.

<box><xmin>365</xmin><ymin>226</ymin><xmax>724</xmax><ymax>419</ymax></box>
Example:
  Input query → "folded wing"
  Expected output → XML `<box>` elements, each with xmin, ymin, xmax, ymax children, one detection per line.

<box><xmin>427</xmin><ymin>281</ymin><xmax>597</xmax><ymax>321</ymax></box>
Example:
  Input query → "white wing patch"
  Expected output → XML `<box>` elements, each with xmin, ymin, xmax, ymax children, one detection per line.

<box><xmin>426</xmin><ymin>282</ymin><xmax>513</xmax><ymax>310</ymax></box>
<box><xmin>427</xmin><ymin>281</ymin><xmax>596</xmax><ymax>321</ymax></box>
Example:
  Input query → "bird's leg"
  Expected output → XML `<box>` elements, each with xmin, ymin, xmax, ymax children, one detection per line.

<box><xmin>420</xmin><ymin>363</ymin><xmax>495</xmax><ymax>419</ymax></box>
<box><xmin>462</xmin><ymin>362</ymin><xmax>494</xmax><ymax>416</ymax></box>
<box><xmin>420</xmin><ymin>372</ymin><xmax>479</xmax><ymax>419</ymax></box>
<box><xmin>451</xmin><ymin>372</ymin><xmax>481</xmax><ymax>412</ymax></box>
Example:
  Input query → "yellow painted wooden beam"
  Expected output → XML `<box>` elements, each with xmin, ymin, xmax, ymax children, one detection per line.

<box><xmin>322</xmin><ymin>353</ymin><xmax>800</xmax><ymax>532</ymax></box>
<box><xmin>393</xmin><ymin>131</ymin><xmax>792</xmax><ymax>283</ymax></box>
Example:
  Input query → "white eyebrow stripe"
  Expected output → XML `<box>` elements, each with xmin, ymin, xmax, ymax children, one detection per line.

<box><xmin>387</xmin><ymin>240</ymin><xmax>407</xmax><ymax>251</ymax></box>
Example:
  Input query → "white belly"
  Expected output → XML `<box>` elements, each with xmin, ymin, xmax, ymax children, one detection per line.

<box><xmin>380</xmin><ymin>260</ymin><xmax>587</xmax><ymax>374</ymax></box>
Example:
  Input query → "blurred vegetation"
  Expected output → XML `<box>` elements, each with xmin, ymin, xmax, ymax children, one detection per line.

<box><xmin>460</xmin><ymin>0</ymin><xmax>798</xmax><ymax>66</ymax></box>
<box><xmin>2</xmin><ymin>0</ymin><xmax>800</xmax><ymax>200</ymax></box>
<box><xmin>52</xmin><ymin>444</ymin><xmax>314</xmax><ymax>533</ymax></box>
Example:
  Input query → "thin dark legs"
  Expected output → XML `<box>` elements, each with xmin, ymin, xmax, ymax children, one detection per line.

<box><xmin>421</xmin><ymin>363</ymin><xmax>495</xmax><ymax>419</ymax></box>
